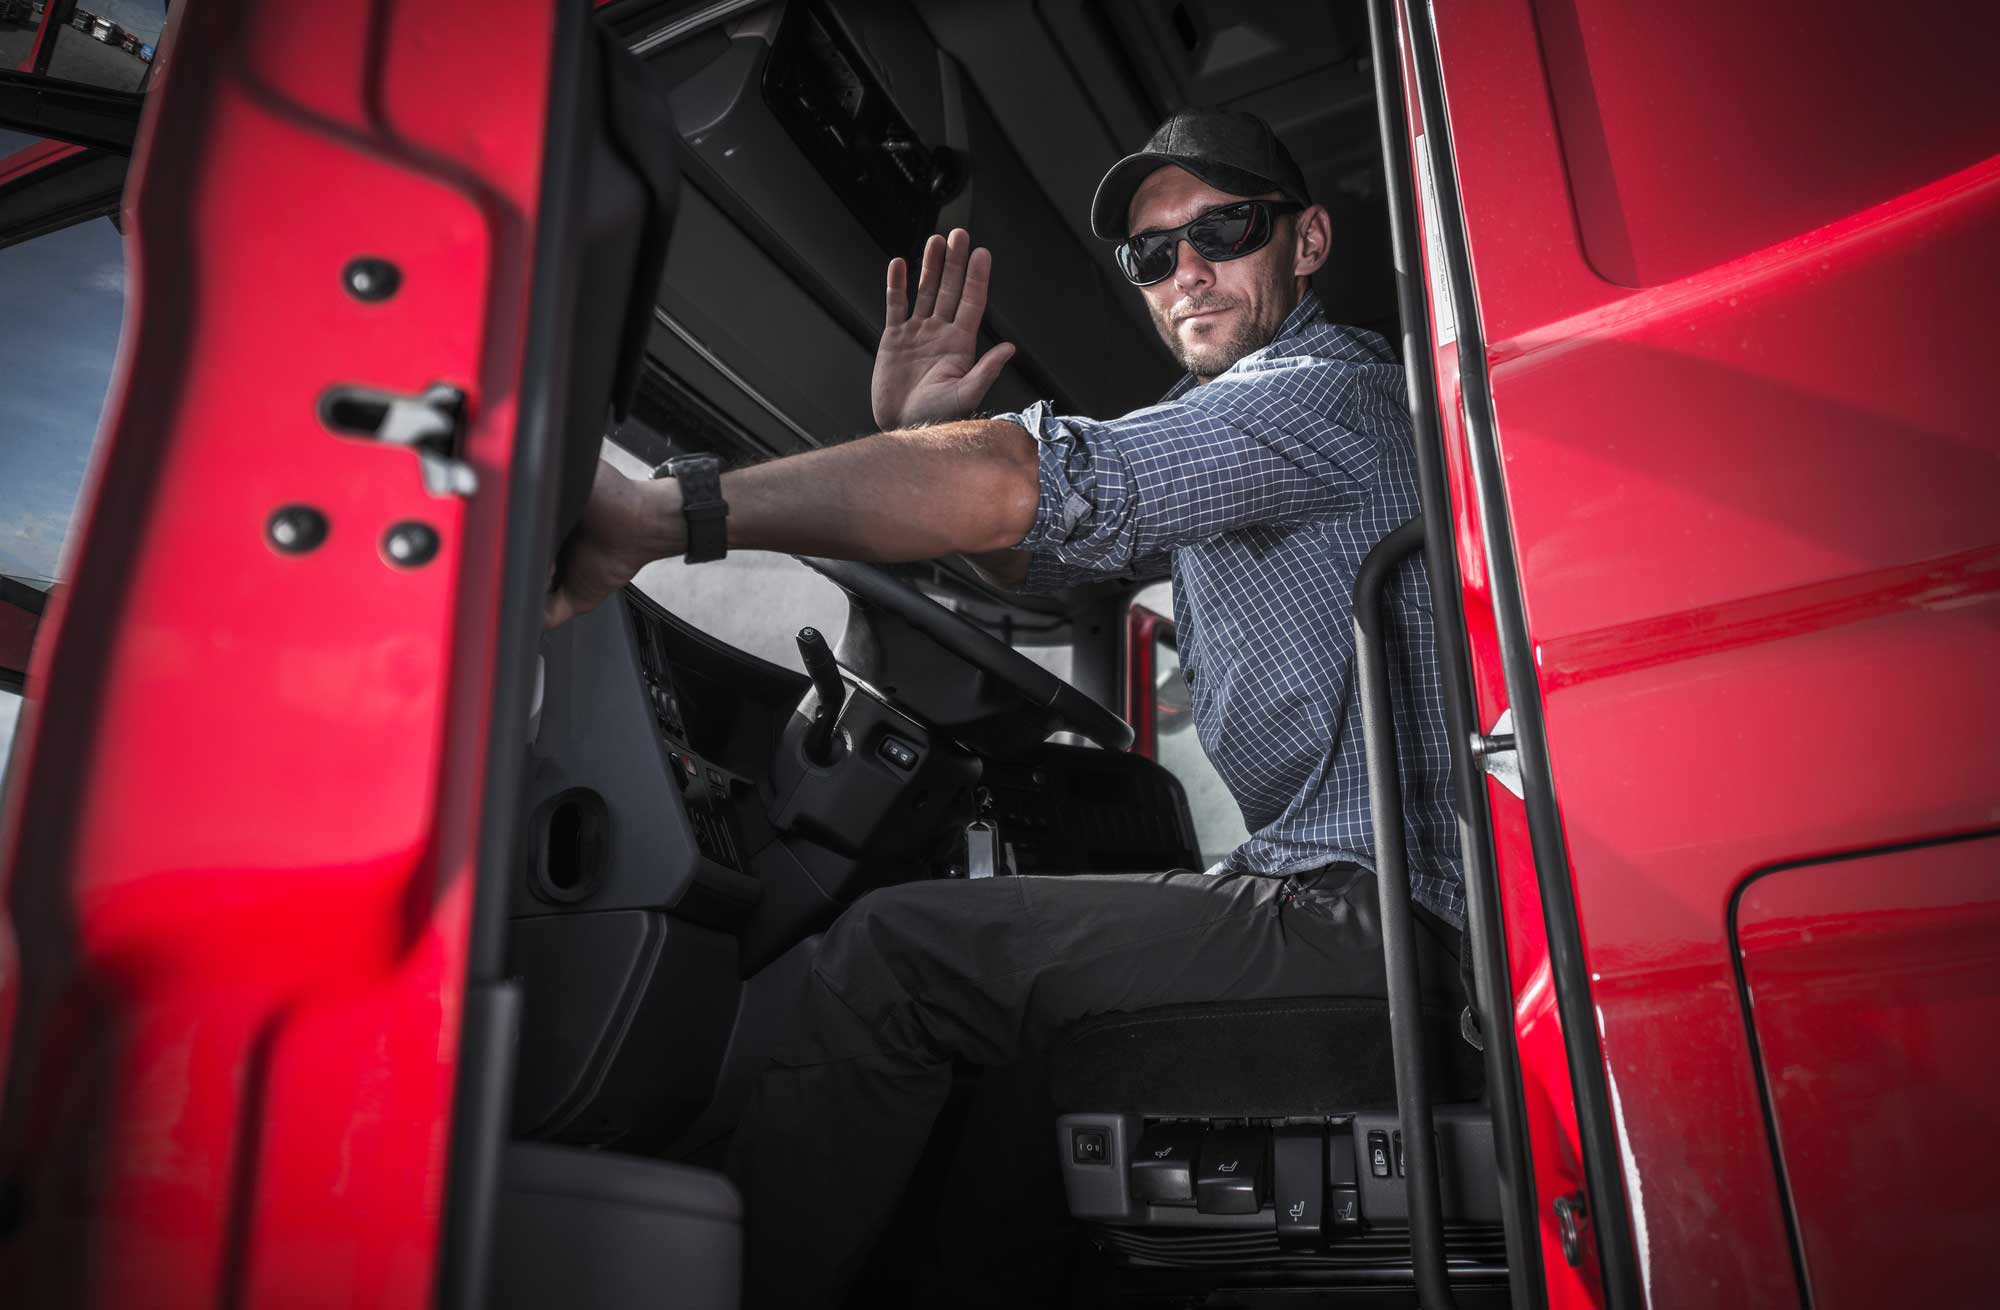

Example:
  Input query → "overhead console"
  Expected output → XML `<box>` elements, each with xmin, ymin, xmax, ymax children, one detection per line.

<box><xmin>649</xmin><ymin>0</ymin><xmax>1176</xmax><ymax>445</ymax></box>
<box><xmin>761</xmin><ymin>3</ymin><xmax>951</xmax><ymax>254</ymax></box>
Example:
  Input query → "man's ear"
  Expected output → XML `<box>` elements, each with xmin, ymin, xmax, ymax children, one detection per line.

<box><xmin>1292</xmin><ymin>204</ymin><xmax>1332</xmax><ymax>278</ymax></box>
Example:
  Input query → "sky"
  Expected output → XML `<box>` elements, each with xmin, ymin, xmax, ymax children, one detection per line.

<box><xmin>0</xmin><ymin>211</ymin><xmax>126</xmax><ymax>584</ymax></box>
<box><xmin>0</xmin><ymin>691</ymin><xmax>17</xmax><ymax>778</ymax></box>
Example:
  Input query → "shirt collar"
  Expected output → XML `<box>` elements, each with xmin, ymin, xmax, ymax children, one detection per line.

<box><xmin>1162</xmin><ymin>290</ymin><xmax>1327</xmax><ymax>402</ymax></box>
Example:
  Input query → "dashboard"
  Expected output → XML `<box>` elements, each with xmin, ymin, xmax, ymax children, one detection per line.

<box><xmin>505</xmin><ymin>583</ymin><xmax>1199</xmax><ymax>1148</ymax></box>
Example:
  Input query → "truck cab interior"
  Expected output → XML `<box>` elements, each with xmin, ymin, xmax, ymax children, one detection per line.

<box><xmin>494</xmin><ymin>2</ymin><xmax>1516</xmax><ymax>1307</ymax></box>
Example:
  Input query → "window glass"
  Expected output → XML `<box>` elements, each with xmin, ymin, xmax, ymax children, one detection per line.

<box><xmin>0</xmin><ymin>1</ymin><xmax>42</xmax><ymax>70</ymax></box>
<box><xmin>1136</xmin><ymin>580</ymin><xmax>1250</xmax><ymax>864</ymax></box>
<box><xmin>1</xmin><ymin>212</ymin><xmax>125</xmax><ymax>585</ymax></box>
<box><xmin>0</xmin><ymin>196</ymin><xmax>127</xmax><ymax>785</ymax></box>
<box><xmin>0</xmin><ymin>125</ymin><xmax>41</xmax><ymax>159</ymax></box>
<box><xmin>598</xmin><ymin>439</ymin><xmax>850</xmax><ymax>670</ymax></box>
<box><xmin>0</xmin><ymin>690</ymin><xmax>18</xmax><ymax>784</ymax></box>
<box><xmin>43</xmin><ymin>1</ymin><xmax>165</xmax><ymax>92</ymax></box>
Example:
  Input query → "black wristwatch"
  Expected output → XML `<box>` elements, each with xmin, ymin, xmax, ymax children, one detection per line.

<box><xmin>654</xmin><ymin>454</ymin><xmax>728</xmax><ymax>563</ymax></box>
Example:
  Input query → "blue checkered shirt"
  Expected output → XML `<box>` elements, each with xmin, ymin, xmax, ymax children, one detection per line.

<box><xmin>995</xmin><ymin>293</ymin><xmax>1464</xmax><ymax>924</ymax></box>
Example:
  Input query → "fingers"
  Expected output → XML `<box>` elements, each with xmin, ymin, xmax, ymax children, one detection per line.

<box><xmin>884</xmin><ymin>256</ymin><xmax>908</xmax><ymax>328</ymax></box>
<box><xmin>934</xmin><ymin>228</ymin><xmax>972</xmax><ymax>321</ymax></box>
<box><xmin>955</xmin><ymin>244</ymin><xmax>994</xmax><ymax>328</ymax></box>
<box><xmin>962</xmin><ymin>340</ymin><xmax>1017</xmax><ymax>401</ymax></box>
<box><xmin>911</xmin><ymin>232</ymin><xmax>946</xmax><ymax>318</ymax></box>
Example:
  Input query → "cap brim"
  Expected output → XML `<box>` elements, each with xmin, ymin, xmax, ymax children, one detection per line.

<box><xmin>1089</xmin><ymin>152</ymin><xmax>1295</xmax><ymax>240</ymax></box>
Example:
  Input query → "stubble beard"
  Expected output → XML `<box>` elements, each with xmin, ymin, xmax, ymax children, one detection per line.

<box><xmin>1152</xmin><ymin>278</ymin><xmax>1293</xmax><ymax>380</ymax></box>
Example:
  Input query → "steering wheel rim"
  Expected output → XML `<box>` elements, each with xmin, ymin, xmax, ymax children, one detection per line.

<box><xmin>795</xmin><ymin>556</ymin><xmax>1135</xmax><ymax>752</ymax></box>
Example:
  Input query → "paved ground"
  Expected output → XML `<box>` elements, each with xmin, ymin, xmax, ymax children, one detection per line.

<box><xmin>1</xmin><ymin>21</ymin><xmax>153</xmax><ymax>93</ymax></box>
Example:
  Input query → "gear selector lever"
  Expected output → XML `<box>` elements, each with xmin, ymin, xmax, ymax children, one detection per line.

<box><xmin>795</xmin><ymin>627</ymin><xmax>848</xmax><ymax>764</ymax></box>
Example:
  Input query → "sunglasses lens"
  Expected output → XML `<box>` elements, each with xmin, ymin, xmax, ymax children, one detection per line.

<box><xmin>1188</xmin><ymin>203</ymin><xmax>1268</xmax><ymax>262</ymax></box>
<box><xmin>1119</xmin><ymin>203</ymin><xmax>1282</xmax><ymax>284</ymax></box>
<box><xmin>1118</xmin><ymin>233</ymin><xmax>1178</xmax><ymax>285</ymax></box>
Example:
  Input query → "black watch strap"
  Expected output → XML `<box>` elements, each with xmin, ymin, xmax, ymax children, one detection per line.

<box><xmin>657</xmin><ymin>454</ymin><xmax>728</xmax><ymax>563</ymax></box>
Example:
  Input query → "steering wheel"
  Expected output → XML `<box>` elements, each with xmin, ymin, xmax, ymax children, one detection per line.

<box><xmin>796</xmin><ymin>557</ymin><xmax>1135</xmax><ymax>752</ymax></box>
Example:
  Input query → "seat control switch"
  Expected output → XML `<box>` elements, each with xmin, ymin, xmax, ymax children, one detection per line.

<box><xmin>1131</xmin><ymin>1124</ymin><xmax>1203</xmax><ymax>1205</ymax></box>
<box><xmin>1367</xmin><ymin>1128</ymin><xmax>1392</xmax><ymax>1179</ymax></box>
<box><xmin>1272</xmin><ymin>1125</ymin><xmax>1325</xmax><ymax>1248</ymax></box>
<box><xmin>1195</xmin><ymin>1127</ymin><xmax>1267</xmax><ymax>1216</ymax></box>
<box><xmin>1328</xmin><ymin>1123</ymin><xmax>1362</xmax><ymax>1235</ymax></box>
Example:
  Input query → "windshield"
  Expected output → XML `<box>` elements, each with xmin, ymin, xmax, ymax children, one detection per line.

<box><xmin>0</xmin><ymin>133</ymin><xmax>127</xmax><ymax>778</ymax></box>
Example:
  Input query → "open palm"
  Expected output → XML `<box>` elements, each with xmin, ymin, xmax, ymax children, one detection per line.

<box><xmin>873</xmin><ymin>228</ymin><xmax>1016</xmax><ymax>431</ymax></box>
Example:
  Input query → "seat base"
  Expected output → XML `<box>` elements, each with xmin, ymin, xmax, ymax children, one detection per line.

<box><xmin>1049</xmin><ymin>996</ymin><xmax>1482</xmax><ymax>1118</ymax></box>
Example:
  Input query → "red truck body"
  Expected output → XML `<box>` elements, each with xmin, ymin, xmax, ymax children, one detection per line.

<box><xmin>1</xmin><ymin>1</ymin><xmax>1994</xmax><ymax>1306</ymax></box>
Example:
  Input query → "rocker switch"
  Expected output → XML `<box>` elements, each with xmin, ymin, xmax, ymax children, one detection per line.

<box><xmin>1195</xmin><ymin>1128</ymin><xmax>1267</xmax><ymax>1215</ymax></box>
<box><xmin>1272</xmin><ymin>1125</ymin><xmax>1325</xmax><ymax>1248</ymax></box>
<box><xmin>1328</xmin><ymin>1126</ymin><xmax>1362</xmax><ymax>1235</ymax></box>
<box><xmin>1131</xmin><ymin>1124</ymin><xmax>1202</xmax><ymax>1205</ymax></box>
<box><xmin>1367</xmin><ymin>1129</ymin><xmax>1392</xmax><ymax>1179</ymax></box>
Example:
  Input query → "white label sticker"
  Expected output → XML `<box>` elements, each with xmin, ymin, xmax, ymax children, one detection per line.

<box><xmin>1414</xmin><ymin>132</ymin><xmax>1458</xmax><ymax>348</ymax></box>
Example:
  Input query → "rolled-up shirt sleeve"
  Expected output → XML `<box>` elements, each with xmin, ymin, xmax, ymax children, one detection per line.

<box><xmin>1020</xmin><ymin>548</ymin><xmax>1171</xmax><ymax>595</ymax></box>
<box><xmin>991</xmin><ymin>359</ymin><xmax>1380</xmax><ymax>580</ymax></box>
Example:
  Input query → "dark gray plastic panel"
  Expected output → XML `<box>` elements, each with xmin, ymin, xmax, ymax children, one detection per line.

<box><xmin>493</xmin><ymin>1144</ymin><xmax>741</xmax><ymax>1310</ymax></box>
<box><xmin>911</xmin><ymin>0</ymin><xmax>1157</xmax><ymax>253</ymax></box>
<box><xmin>1352</xmin><ymin>1103</ymin><xmax>1502</xmax><ymax>1225</ymax></box>
<box><xmin>509</xmin><ymin>912</ymin><xmax>740</xmax><ymax>1150</ymax></box>
<box><xmin>1056</xmin><ymin>1106</ymin><xmax>1502</xmax><ymax>1229</ymax></box>
<box><xmin>515</xmin><ymin>599</ymin><xmax>704</xmax><ymax>917</ymax></box>
<box><xmin>1056</xmin><ymin>1111</ymin><xmax>1143</xmax><ymax>1220</ymax></box>
<box><xmin>652</xmin><ymin>9</ymin><xmax>1176</xmax><ymax>441</ymax></box>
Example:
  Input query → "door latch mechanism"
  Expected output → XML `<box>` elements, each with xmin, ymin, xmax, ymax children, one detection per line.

<box><xmin>1470</xmin><ymin>707</ymin><xmax>1522</xmax><ymax>799</ymax></box>
<box><xmin>319</xmin><ymin>381</ymin><xmax>476</xmax><ymax>497</ymax></box>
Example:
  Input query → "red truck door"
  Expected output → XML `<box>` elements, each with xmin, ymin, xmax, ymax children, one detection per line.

<box><xmin>1400</xmin><ymin>1</ymin><xmax>2000</xmax><ymax>1305</ymax></box>
<box><xmin>0</xmin><ymin>3</ymin><xmax>672</xmax><ymax>1305</ymax></box>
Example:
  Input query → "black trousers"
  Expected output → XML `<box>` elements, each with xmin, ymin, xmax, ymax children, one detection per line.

<box><xmin>724</xmin><ymin>865</ymin><xmax>1465</xmax><ymax>1307</ymax></box>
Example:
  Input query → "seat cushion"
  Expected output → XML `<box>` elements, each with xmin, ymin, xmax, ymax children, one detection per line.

<box><xmin>1048</xmin><ymin>996</ymin><xmax>1482</xmax><ymax>1117</ymax></box>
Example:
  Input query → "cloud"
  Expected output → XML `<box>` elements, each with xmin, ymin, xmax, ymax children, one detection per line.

<box><xmin>84</xmin><ymin>262</ymin><xmax>126</xmax><ymax>296</ymax></box>
<box><xmin>0</xmin><ymin>508</ymin><xmax>74</xmax><ymax>582</ymax></box>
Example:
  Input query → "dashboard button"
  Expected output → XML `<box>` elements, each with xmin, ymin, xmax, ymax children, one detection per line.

<box><xmin>879</xmin><ymin>736</ymin><xmax>919</xmax><ymax>770</ymax></box>
<box><xmin>1367</xmin><ymin>1129</ymin><xmax>1391</xmax><ymax>1179</ymax></box>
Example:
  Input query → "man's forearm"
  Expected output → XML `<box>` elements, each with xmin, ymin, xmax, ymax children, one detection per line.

<box><xmin>639</xmin><ymin>419</ymin><xmax>1039</xmax><ymax>563</ymax></box>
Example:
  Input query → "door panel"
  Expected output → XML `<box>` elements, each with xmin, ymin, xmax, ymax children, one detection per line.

<box><xmin>1427</xmin><ymin>0</ymin><xmax>2000</xmax><ymax>1302</ymax></box>
<box><xmin>0</xmin><ymin>2</ymin><xmax>560</xmax><ymax>1305</ymax></box>
<box><xmin>1735</xmin><ymin>833</ymin><xmax>2000</xmax><ymax>1308</ymax></box>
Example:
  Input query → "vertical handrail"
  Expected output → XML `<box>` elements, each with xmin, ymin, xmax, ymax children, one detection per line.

<box><xmin>1396</xmin><ymin>1</ymin><xmax>1642</xmax><ymax>1301</ymax></box>
<box><xmin>1353</xmin><ymin>514</ymin><xmax>1456</xmax><ymax>1309</ymax></box>
<box><xmin>1362</xmin><ymin>0</ymin><xmax>1544</xmax><ymax>1299</ymax></box>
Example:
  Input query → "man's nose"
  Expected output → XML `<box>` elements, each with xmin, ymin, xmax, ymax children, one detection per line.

<box><xmin>1172</xmin><ymin>240</ymin><xmax>1214</xmax><ymax>292</ymax></box>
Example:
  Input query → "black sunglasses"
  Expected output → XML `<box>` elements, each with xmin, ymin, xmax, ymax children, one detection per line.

<box><xmin>1115</xmin><ymin>199</ymin><xmax>1304</xmax><ymax>286</ymax></box>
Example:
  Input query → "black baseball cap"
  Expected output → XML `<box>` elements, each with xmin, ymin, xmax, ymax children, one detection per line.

<box><xmin>1090</xmin><ymin>108</ymin><xmax>1311</xmax><ymax>240</ymax></box>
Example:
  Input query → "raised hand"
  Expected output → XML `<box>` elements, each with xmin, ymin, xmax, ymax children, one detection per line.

<box><xmin>872</xmin><ymin>228</ymin><xmax>1017</xmax><ymax>431</ymax></box>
